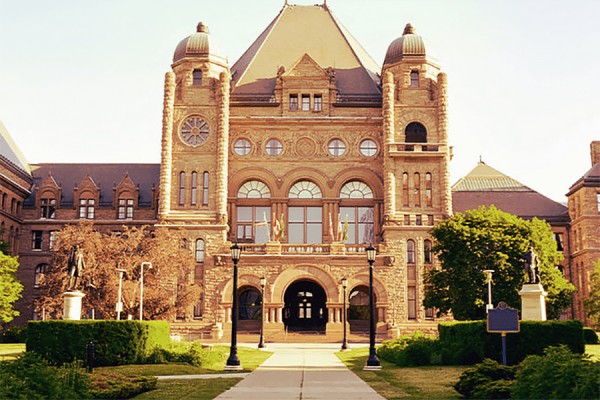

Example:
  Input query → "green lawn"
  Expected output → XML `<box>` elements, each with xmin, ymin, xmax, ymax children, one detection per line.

<box><xmin>336</xmin><ymin>347</ymin><xmax>466</xmax><ymax>400</ymax></box>
<box><xmin>0</xmin><ymin>343</ymin><xmax>25</xmax><ymax>360</ymax></box>
<box><xmin>586</xmin><ymin>343</ymin><xmax>600</xmax><ymax>361</ymax></box>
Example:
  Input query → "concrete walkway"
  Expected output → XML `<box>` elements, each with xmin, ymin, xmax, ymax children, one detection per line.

<box><xmin>215</xmin><ymin>343</ymin><xmax>385</xmax><ymax>400</ymax></box>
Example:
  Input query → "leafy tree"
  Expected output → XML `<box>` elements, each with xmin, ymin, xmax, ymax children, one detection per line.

<box><xmin>0</xmin><ymin>250</ymin><xmax>23</xmax><ymax>323</ymax></box>
<box><xmin>584</xmin><ymin>259</ymin><xmax>600</xmax><ymax>329</ymax></box>
<box><xmin>36</xmin><ymin>221</ymin><xmax>201</xmax><ymax>320</ymax></box>
<box><xmin>424</xmin><ymin>206</ymin><xmax>574</xmax><ymax>320</ymax></box>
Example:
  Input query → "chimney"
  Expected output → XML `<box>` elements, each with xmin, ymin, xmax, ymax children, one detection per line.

<box><xmin>591</xmin><ymin>141</ymin><xmax>600</xmax><ymax>166</ymax></box>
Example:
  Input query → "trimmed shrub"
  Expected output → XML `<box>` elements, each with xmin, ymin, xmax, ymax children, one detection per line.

<box><xmin>89</xmin><ymin>372</ymin><xmax>156</xmax><ymax>399</ymax></box>
<box><xmin>511</xmin><ymin>345</ymin><xmax>600</xmax><ymax>399</ymax></box>
<box><xmin>439</xmin><ymin>320</ymin><xmax>585</xmax><ymax>365</ymax></box>
<box><xmin>453</xmin><ymin>358</ymin><xmax>517</xmax><ymax>399</ymax></box>
<box><xmin>146</xmin><ymin>342</ymin><xmax>224</xmax><ymax>367</ymax></box>
<box><xmin>583</xmin><ymin>328</ymin><xmax>599</xmax><ymax>344</ymax></box>
<box><xmin>378</xmin><ymin>332</ymin><xmax>441</xmax><ymax>366</ymax></box>
<box><xmin>26</xmin><ymin>320</ymin><xmax>170</xmax><ymax>366</ymax></box>
<box><xmin>1</xmin><ymin>325</ymin><xmax>27</xmax><ymax>343</ymax></box>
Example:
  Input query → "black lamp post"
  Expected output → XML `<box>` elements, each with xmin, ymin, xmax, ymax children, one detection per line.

<box><xmin>341</xmin><ymin>277</ymin><xmax>348</xmax><ymax>351</ymax></box>
<box><xmin>364</xmin><ymin>245</ymin><xmax>381</xmax><ymax>370</ymax></box>
<box><xmin>258</xmin><ymin>276</ymin><xmax>266</xmax><ymax>349</ymax></box>
<box><xmin>225</xmin><ymin>243</ymin><xmax>242</xmax><ymax>370</ymax></box>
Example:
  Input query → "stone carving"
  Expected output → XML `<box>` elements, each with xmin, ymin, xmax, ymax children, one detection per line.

<box><xmin>522</xmin><ymin>247</ymin><xmax>540</xmax><ymax>284</ymax></box>
<box><xmin>67</xmin><ymin>246</ymin><xmax>85</xmax><ymax>291</ymax></box>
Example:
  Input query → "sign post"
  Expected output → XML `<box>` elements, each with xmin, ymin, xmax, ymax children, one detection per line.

<box><xmin>487</xmin><ymin>301</ymin><xmax>519</xmax><ymax>365</ymax></box>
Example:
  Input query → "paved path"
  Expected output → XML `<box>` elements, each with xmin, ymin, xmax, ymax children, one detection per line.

<box><xmin>215</xmin><ymin>344</ymin><xmax>385</xmax><ymax>400</ymax></box>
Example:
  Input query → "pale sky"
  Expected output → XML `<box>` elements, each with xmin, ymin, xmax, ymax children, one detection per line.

<box><xmin>1</xmin><ymin>0</ymin><xmax>599</xmax><ymax>203</ymax></box>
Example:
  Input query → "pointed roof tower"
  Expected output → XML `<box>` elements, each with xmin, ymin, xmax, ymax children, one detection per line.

<box><xmin>0</xmin><ymin>120</ymin><xmax>31</xmax><ymax>175</ymax></box>
<box><xmin>231</xmin><ymin>3</ymin><xmax>381</xmax><ymax>98</ymax></box>
<box><xmin>452</xmin><ymin>161</ymin><xmax>568</xmax><ymax>223</ymax></box>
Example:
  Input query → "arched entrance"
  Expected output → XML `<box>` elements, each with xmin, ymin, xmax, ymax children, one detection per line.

<box><xmin>348</xmin><ymin>285</ymin><xmax>377</xmax><ymax>333</ymax></box>
<box><xmin>238</xmin><ymin>286</ymin><xmax>262</xmax><ymax>332</ymax></box>
<box><xmin>283</xmin><ymin>279</ymin><xmax>328</xmax><ymax>332</ymax></box>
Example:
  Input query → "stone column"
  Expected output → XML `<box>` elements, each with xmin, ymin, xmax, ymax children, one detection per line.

<box><xmin>437</xmin><ymin>72</ymin><xmax>452</xmax><ymax>217</ymax></box>
<box><xmin>216</xmin><ymin>71</ymin><xmax>230</xmax><ymax>224</ymax></box>
<box><xmin>158</xmin><ymin>72</ymin><xmax>175</xmax><ymax>221</ymax></box>
<box><xmin>382</xmin><ymin>71</ymin><xmax>396</xmax><ymax>218</ymax></box>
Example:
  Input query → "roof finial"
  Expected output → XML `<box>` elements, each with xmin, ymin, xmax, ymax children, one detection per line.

<box><xmin>403</xmin><ymin>23</ymin><xmax>415</xmax><ymax>35</ymax></box>
<box><xmin>479</xmin><ymin>155</ymin><xmax>484</xmax><ymax>164</ymax></box>
<box><xmin>197</xmin><ymin>22</ymin><xmax>209</xmax><ymax>33</ymax></box>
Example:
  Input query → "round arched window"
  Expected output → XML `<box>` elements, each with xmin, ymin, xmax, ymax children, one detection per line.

<box><xmin>328</xmin><ymin>139</ymin><xmax>346</xmax><ymax>156</ymax></box>
<box><xmin>405</xmin><ymin>122</ymin><xmax>427</xmax><ymax>143</ymax></box>
<box><xmin>289</xmin><ymin>181</ymin><xmax>322</xmax><ymax>199</ymax></box>
<box><xmin>359</xmin><ymin>139</ymin><xmax>377</xmax><ymax>157</ymax></box>
<box><xmin>340</xmin><ymin>181</ymin><xmax>373</xmax><ymax>199</ymax></box>
<box><xmin>265</xmin><ymin>139</ymin><xmax>283</xmax><ymax>156</ymax></box>
<box><xmin>237</xmin><ymin>180</ymin><xmax>271</xmax><ymax>198</ymax></box>
<box><xmin>233</xmin><ymin>139</ymin><xmax>252</xmax><ymax>156</ymax></box>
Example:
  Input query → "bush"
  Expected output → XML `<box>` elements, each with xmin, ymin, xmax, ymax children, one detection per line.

<box><xmin>146</xmin><ymin>342</ymin><xmax>224</xmax><ymax>367</ymax></box>
<box><xmin>454</xmin><ymin>358</ymin><xmax>517</xmax><ymax>399</ymax></box>
<box><xmin>89</xmin><ymin>372</ymin><xmax>156</xmax><ymax>399</ymax></box>
<box><xmin>1</xmin><ymin>325</ymin><xmax>27</xmax><ymax>343</ymax></box>
<box><xmin>0</xmin><ymin>352</ymin><xmax>90</xmax><ymax>399</ymax></box>
<box><xmin>511</xmin><ymin>345</ymin><xmax>600</xmax><ymax>399</ymax></box>
<box><xmin>583</xmin><ymin>328</ymin><xmax>599</xmax><ymax>344</ymax></box>
<box><xmin>378</xmin><ymin>332</ymin><xmax>441</xmax><ymax>366</ymax></box>
<box><xmin>27</xmin><ymin>320</ymin><xmax>170</xmax><ymax>366</ymax></box>
<box><xmin>439</xmin><ymin>320</ymin><xmax>585</xmax><ymax>365</ymax></box>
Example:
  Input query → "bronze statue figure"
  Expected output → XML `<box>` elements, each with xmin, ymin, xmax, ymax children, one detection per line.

<box><xmin>522</xmin><ymin>247</ymin><xmax>540</xmax><ymax>284</ymax></box>
<box><xmin>67</xmin><ymin>246</ymin><xmax>85</xmax><ymax>291</ymax></box>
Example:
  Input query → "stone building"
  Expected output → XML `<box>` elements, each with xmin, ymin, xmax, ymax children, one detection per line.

<box><xmin>2</xmin><ymin>3</ymin><xmax>596</xmax><ymax>333</ymax></box>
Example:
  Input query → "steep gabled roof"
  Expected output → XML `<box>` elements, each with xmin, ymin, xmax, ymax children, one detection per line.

<box><xmin>0</xmin><ymin>120</ymin><xmax>31</xmax><ymax>175</ymax></box>
<box><xmin>231</xmin><ymin>4</ymin><xmax>381</xmax><ymax>97</ymax></box>
<box><xmin>452</xmin><ymin>161</ymin><xmax>569</xmax><ymax>223</ymax></box>
<box><xmin>567</xmin><ymin>163</ymin><xmax>600</xmax><ymax>196</ymax></box>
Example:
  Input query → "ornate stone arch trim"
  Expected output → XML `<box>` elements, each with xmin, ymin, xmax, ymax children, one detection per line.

<box><xmin>271</xmin><ymin>265</ymin><xmax>339</xmax><ymax>303</ymax></box>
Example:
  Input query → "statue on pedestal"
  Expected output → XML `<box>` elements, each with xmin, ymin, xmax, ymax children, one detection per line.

<box><xmin>67</xmin><ymin>246</ymin><xmax>85</xmax><ymax>291</ymax></box>
<box><xmin>522</xmin><ymin>247</ymin><xmax>540</xmax><ymax>284</ymax></box>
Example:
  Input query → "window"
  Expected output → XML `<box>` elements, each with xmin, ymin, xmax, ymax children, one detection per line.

<box><xmin>301</xmin><ymin>94</ymin><xmax>310</xmax><ymax>111</ymax></box>
<box><xmin>427</xmin><ymin>214</ymin><xmax>434</xmax><ymax>225</ymax></box>
<box><xmin>195</xmin><ymin>239</ymin><xmax>205</xmax><ymax>262</ymax></box>
<box><xmin>49</xmin><ymin>231</ymin><xmax>57</xmax><ymax>250</ymax></box>
<box><xmin>236</xmin><ymin>206</ymin><xmax>271</xmax><ymax>243</ymax></box>
<box><xmin>40</xmin><ymin>198</ymin><xmax>56</xmax><ymax>219</ymax></box>
<box><xmin>288</xmin><ymin>206</ymin><xmax>322</xmax><ymax>243</ymax></box>
<box><xmin>289</xmin><ymin>94</ymin><xmax>298</xmax><ymax>110</ymax></box>
<box><xmin>233</xmin><ymin>139</ymin><xmax>251</xmax><ymax>156</ymax></box>
<box><xmin>10</xmin><ymin>199</ymin><xmax>15</xmax><ymax>214</ymax></box>
<box><xmin>424</xmin><ymin>239</ymin><xmax>432</xmax><ymax>263</ymax></box>
<box><xmin>402</xmin><ymin>173</ymin><xmax>409</xmax><ymax>207</ymax></box>
<box><xmin>328</xmin><ymin>139</ymin><xmax>346</xmax><ymax>156</ymax></box>
<box><xmin>359</xmin><ymin>139</ymin><xmax>377</xmax><ymax>157</ymax></box>
<box><xmin>118</xmin><ymin>198</ymin><xmax>134</xmax><ymax>219</ymax></box>
<box><xmin>192</xmin><ymin>69</ymin><xmax>202</xmax><ymax>86</ymax></box>
<box><xmin>313</xmin><ymin>95</ymin><xmax>322</xmax><ymax>111</ymax></box>
<box><xmin>554</xmin><ymin>232</ymin><xmax>564</xmax><ymax>252</ymax></box>
<box><xmin>415</xmin><ymin>215</ymin><xmax>422</xmax><ymax>225</ymax></box>
<box><xmin>1</xmin><ymin>193</ymin><xmax>5</xmax><ymax>209</ymax></box>
<box><xmin>265</xmin><ymin>139</ymin><xmax>283</xmax><ymax>156</ymax></box>
<box><xmin>410</xmin><ymin>70</ymin><xmax>419</xmax><ymax>88</ymax></box>
<box><xmin>405</xmin><ymin>122</ymin><xmax>427</xmax><ymax>143</ymax></box>
<box><xmin>407</xmin><ymin>239</ymin><xmax>415</xmax><ymax>264</ymax></box>
<box><xmin>79</xmin><ymin>198</ymin><xmax>95</xmax><ymax>219</ymax></box>
<box><xmin>34</xmin><ymin>264</ymin><xmax>48</xmax><ymax>288</ymax></box>
<box><xmin>178</xmin><ymin>172</ymin><xmax>186</xmax><ymax>205</ymax></box>
<box><xmin>407</xmin><ymin>286</ymin><xmax>417</xmax><ymax>319</ymax></box>
<box><xmin>238</xmin><ymin>180</ymin><xmax>271</xmax><ymax>198</ymax></box>
<box><xmin>32</xmin><ymin>231</ymin><xmax>42</xmax><ymax>250</ymax></box>
<box><xmin>339</xmin><ymin>207</ymin><xmax>374</xmax><ymax>244</ymax></box>
<box><xmin>414</xmin><ymin>173</ymin><xmax>421</xmax><ymax>207</ymax></box>
<box><xmin>597</xmin><ymin>193</ymin><xmax>600</xmax><ymax>212</ymax></box>
<box><xmin>289</xmin><ymin>181</ymin><xmax>322</xmax><ymax>199</ymax></box>
<box><xmin>340</xmin><ymin>181</ymin><xmax>373</xmax><ymax>199</ymax></box>
<box><xmin>425</xmin><ymin>307</ymin><xmax>434</xmax><ymax>320</ymax></box>
<box><xmin>191</xmin><ymin>172</ymin><xmax>198</xmax><ymax>205</ymax></box>
<box><xmin>425</xmin><ymin>173</ymin><xmax>432</xmax><ymax>207</ymax></box>
<box><xmin>404</xmin><ymin>214</ymin><xmax>410</xmax><ymax>225</ymax></box>
<box><xmin>202</xmin><ymin>172</ymin><xmax>209</xmax><ymax>206</ymax></box>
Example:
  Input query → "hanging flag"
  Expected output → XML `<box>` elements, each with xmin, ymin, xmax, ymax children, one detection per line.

<box><xmin>272</xmin><ymin>211</ymin><xmax>281</xmax><ymax>241</ymax></box>
<box><xmin>342</xmin><ymin>214</ymin><xmax>349</xmax><ymax>242</ymax></box>
<box><xmin>278</xmin><ymin>213</ymin><xmax>285</xmax><ymax>241</ymax></box>
<box><xmin>337</xmin><ymin>213</ymin><xmax>343</xmax><ymax>242</ymax></box>
<box><xmin>328</xmin><ymin>212</ymin><xmax>334</xmax><ymax>241</ymax></box>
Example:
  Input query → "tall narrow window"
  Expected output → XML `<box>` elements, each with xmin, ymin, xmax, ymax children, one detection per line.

<box><xmin>413</xmin><ymin>173</ymin><xmax>421</xmax><ymax>207</ymax></box>
<box><xmin>301</xmin><ymin>94</ymin><xmax>310</xmax><ymax>111</ymax></box>
<box><xmin>407</xmin><ymin>286</ymin><xmax>417</xmax><ymax>319</ymax></box>
<box><xmin>597</xmin><ymin>193</ymin><xmax>600</xmax><ymax>212</ymax></box>
<box><xmin>117</xmin><ymin>199</ymin><xmax>134</xmax><ymax>219</ymax></box>
<box><xmin>425</xmin><ymin>173</ymin><xmax>432</xmax><ymax>207</ymax></box>
<box><xmin>32</xmin><ymin>231</ymin><xmax>42</xmax><ymax>250</ymax></box>
<box><xmin>49</xmin><ymin>231</ymin><xmax>57</xmax><ymax>250</ymax></box>
<box><xmin>402</xmin><ymin>173</ymin><xmax>409</xmax><ymax>207</ymax></box>
<box><xmin>192</xmin><ymin>69</ymin><xmax>202</xmax><ymax>86</ymax></box>
<box><xmin>410</xmin><ymin>70</ymin><xmax>419</xmax><ymax>88</ymax></box>
<box><xmin>407</xmin><ymin>239</ymin><xmax>415</xmax><ymax>264</ymax></box>
<box><xmin>40</xmin><ymin>198</ymin><xmax>56</xmax><ymax>219</ymax></box>
<box><xmin>1</xmin><ymin>193</ymin><xmax>5</xmax><ymax>209</ymax></box>
<box><xmin>195</xmin><ymin>239</ymin><xmax>205</xmax><ymax>262</ymax></box>
<box><xmin>79</xmin><ymin>199</ymin><xmax>95</xmax><ymax>219</ymax></box>
<box><xmin>313</xmin><ymin>95</ymin><xmax>322</xmax><ymax>111</ymax></box>
<box><xmin>424</xmin><ymin>239</ymin><xmax>432</xmax><ymax>264</ymax></box>
<box><xmin>191</xmin><ymin>172</ymin><xmax>198</xmax><ymax>205</ymax></box>
<box><xmin>34</xmin><ymin>264</ymin><xmax>48</xmax><ymax>288</ymax></box>
<box><xmin>202</xmin><ymin>172</ymin><xmax>209</xmax><ymax>206</ymax></box>
<box><xmin>289</xmin><ymin>94</ymin><xmax>298</xmax><ymax>110</ymax></box>
<box><xmin>179</xmin><ymin>172</ymin><xmax>186</xmax><ymax>206</ymax></box>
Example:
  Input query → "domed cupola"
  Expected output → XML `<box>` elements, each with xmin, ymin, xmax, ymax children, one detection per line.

<box><xmin>383</xmin><ymin>23</ymin><xmax>426</xmax><ymax>65</ymax></box>
<box><xmin>173</xmin><ymin>22</ymin><xmax>227</xmax><ymax>65</ymax></box>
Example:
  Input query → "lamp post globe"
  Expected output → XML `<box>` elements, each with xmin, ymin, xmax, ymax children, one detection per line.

<box><xmin>225</xmin><ymin>243</ymin><xmax>243</xmax><ymax>370</ymax></box>
<box><xmin>364</xmin><ymin>245</ymin><xmax>381</xmax><ymax>370</ymax></box>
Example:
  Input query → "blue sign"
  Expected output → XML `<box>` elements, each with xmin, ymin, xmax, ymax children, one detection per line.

<box><xmin>487</xmin><ymin>302</ymin><xmax>519</xmax><ymax>333</ymax></box>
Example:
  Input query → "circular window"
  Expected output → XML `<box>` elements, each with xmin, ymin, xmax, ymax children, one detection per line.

<box><xmin>265</xmin><ymin>139</ymin><xmax>283</xmax><ymax>156</ymax></box>
<box><xmin>328</xmin><ymin>139</ymin><xmax>346</xmax><ymax>156</ymax></box>
<box><xmin>359</xmin><ymin>139</ymin><xmax>377</xmax><ymax>157</ymax></box>
<box><xmin>233</xmin><ymin>139</ymin><xmax>252</xmax><ymax>156</ymax></box>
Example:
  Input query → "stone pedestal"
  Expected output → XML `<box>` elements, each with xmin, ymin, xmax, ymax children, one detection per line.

<box><xmin>265</xmin><ymin>241</ymin><xmax>282</xmax><ymax>254</ymax></box>
<box><xmin>330</xmin><ymin>242</ymin><xmax>346</xmax><ymax>255</ymax></box>
<box><xmin>211</xmin><ymin>322</ymin><xmax>223</xmax><ymax>340</ymax></box>
<box><xmin>63</xmin><ymin>291</ymin><xmax>85</xmax><ymax>320</ymax></box>
<box><xmin>519</xmin><ymin>283</ymin><xmax>547</xmax><ymax>321</ymax></box>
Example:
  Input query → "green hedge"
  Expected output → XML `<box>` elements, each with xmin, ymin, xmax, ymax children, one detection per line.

<box><xmin>438</xmin><ymin>320</ymin><xmax>584</xmax><ymax>365</ymax></box>
<box><xmin>26</xmin><ymin>320</ymin><xmax>170</xmax><ymax>366</ymax></box>
<box><xmin>583</xmin><ymin>328</ymin><xmax>599</xmax><ymax>344</ymax></box>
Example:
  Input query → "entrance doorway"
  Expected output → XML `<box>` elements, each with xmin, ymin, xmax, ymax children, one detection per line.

<box><xmin>283</xmin><ymin>279</ymin><xmax>328</xmax><ymax>332</ymax></box>
<box><xmin>237</xmin><ymin>286</ymin><xmax>262</xmax><ymax>332</ymax></box>
<box><xmin>348</xmin><ymin>285</ymin><xmax>377</xmax><ymax>333</ymax></box>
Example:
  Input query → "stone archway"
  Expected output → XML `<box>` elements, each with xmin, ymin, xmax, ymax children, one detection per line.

<box><xmin>283</xmin><ymin>279</ymin><xmax>328</xmax><ymax>332</ymax></box>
